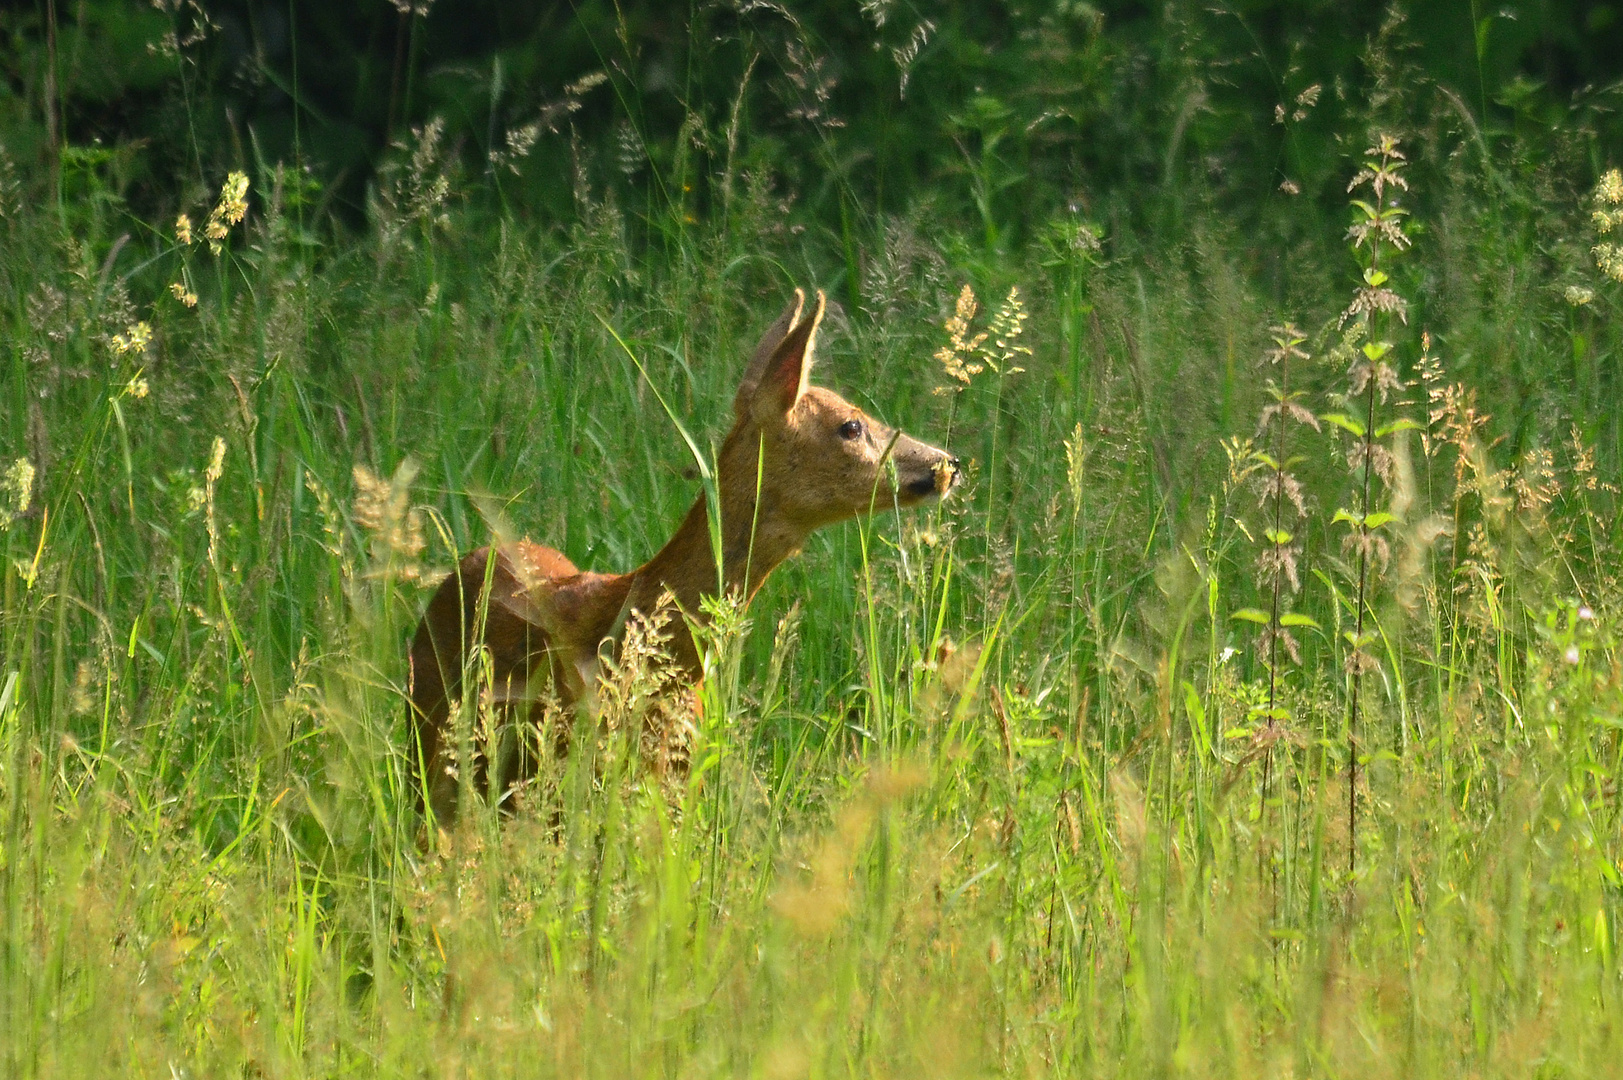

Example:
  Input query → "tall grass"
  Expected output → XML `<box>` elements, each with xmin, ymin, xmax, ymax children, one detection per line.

<box><xmin>2</xmin><ymin>76</ymin><xmax>1623</xmax><ymax>1079</ymax></box>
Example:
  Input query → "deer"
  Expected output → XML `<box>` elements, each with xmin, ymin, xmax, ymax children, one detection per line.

<box><xmin>407</xmin><ymin>289</ymin><xmax>960</xmax><ymax>822</ymax></box>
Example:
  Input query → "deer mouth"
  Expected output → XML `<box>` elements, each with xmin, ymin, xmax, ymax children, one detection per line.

<box><xmin>898</xmin><ymin>456</ymin><xmax>960</xmax><ymax>504</ymax></box>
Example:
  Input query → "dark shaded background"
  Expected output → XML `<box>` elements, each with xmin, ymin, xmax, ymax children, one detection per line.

<box><xmin>2</xmin><ymin>1</ymin><xmax>1619</xmax><ymax>247</ymax></box>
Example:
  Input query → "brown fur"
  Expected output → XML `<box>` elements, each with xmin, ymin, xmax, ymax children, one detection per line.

<box><xmin>407</xmin><ymin>289</ymin><xmax>959</xmax><ymax>821</ymax></box>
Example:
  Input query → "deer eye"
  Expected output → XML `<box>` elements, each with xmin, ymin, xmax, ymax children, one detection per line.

<box><xmin>838</xmin><ymin>419</ymin><xmax>864</xmax><ymax>441</ymax></box>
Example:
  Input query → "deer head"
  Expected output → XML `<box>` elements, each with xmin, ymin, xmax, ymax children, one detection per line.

<box><xmin>723</xmin><ymin>288</ymin><xmax>960</xmax><ymax>534</ymax></box>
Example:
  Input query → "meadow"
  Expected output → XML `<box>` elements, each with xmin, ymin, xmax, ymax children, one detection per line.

<box><xmin>4</xmin><ymin>4</ymin><xmax>1623</xmax><ymax>1076</ymax></box>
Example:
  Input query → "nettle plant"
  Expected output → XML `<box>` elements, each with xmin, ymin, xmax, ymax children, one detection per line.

<box><xmin>1229</xmin><ymin>323</ymin><xmax>1321</xmax><ymax>780</ymax></box>
<box><xmin>1223</xmin><ymin>322</ymin><xmax>1322</xmax><ymax>911</ymax></box>
<box><xmin>1324</xmin><ymin>134</ymin><xmax>1423</xmax><ymax>871</ymax></box>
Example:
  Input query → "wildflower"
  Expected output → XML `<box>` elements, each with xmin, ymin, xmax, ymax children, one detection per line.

<box><xmin>1578</xmin><ymin>606</ymin><xmax>1595</xmax><ymax>621</ymax></box>
<box><xmin>124</xmin><ymin>374</ymin><xmax>149</xmax><ymax>400</ymax></box>
<box><xmin>205</xmin><ymin>171</ymin><xmax>250</xmax><ymax>254</ymax></box>
<box><xmin>110</xmin><ymin>321</ymin><xmax>152</xmax><ymax>356</ymax></box>
<box><xmin>1565</xmin><ymin>285</ymin><xmax>1595</xmax><ymax>306</ymax></box>
<box><xmin>169</xmin><ymin>281</ymin><xmax>198</xmax><ymax>307</ymax></box>
<box><xmin>175</xmin><ymin>213</ymin><xmax>193</xmax><ymax>245</ymax></box>
<box><xmin>1564</xmin><ymin>645</ymin><xmax>1580</xmax><ymax>665</ymax></box>
<box><xmin>0</xmin><ymin>457</ymin><xmax>35</xmax><ymax>530</ymax></box>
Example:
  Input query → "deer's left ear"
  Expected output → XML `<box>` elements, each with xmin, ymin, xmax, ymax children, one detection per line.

<box><xmin>752</xmin><ymin>290</ymin><xmax>825</xmax><ymax>419</ymax></box>
<box><xmin>735</xmin><ymin>288</ymin><xmax>805</xmax><ymax>420</ymax></box>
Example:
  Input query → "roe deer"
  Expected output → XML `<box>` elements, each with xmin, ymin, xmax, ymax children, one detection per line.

<box><xmin>408</xmin><ymin>289</ymin><xmax>959</xmax><ymax>821</ymax></box>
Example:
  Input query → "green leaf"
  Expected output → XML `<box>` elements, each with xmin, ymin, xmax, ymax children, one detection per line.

<box><xmin>1183</xmin><ymin>682</ymin><xmax>1205</xmax><ymax>724</ymax></box>
<box><xmin>1363</xmin><ymin>512</ymin><xmax>1397</xmax><ymax>529</ymax></box>
<box><xmin>1332</xmin><ymin>508</ymin><xmax>1362</xmax><ymax>527</ymax></box>
<box><xmin>1321</xmin><ymin>414</ymin><xmax>1366</xmax><ymax>438</ymax></box>
<box><xmin>1230</xmin><ymin>608</ymin><xmax>1271</xmax><ymax>624</ymax></box>
<box><xmin>1264</xmin><ymin>528</ymin><xmax>1292</xmax><ymax>545</ymax></box>
<box><xmin>1350</xmin><ymin>199</ymin><xmax>1379</xmax><ymax>221</ymax></box>
<box><xmin>1375</xmin><ymin>417</ymin><xmax>1424</xmax><ymax>437</ymax></box>
<box><xmin>1279</xmin><ymin>612</ymin><xmax>1321</xmax><ymax>630</ymax></box>
<box><xmin>1361</xmin><ymin>339</ymin><xmax>1391</xmax><ymax>361</ymax></box>
<box><xmin>1363</xmin><ymin>268</ymin><xmax>1389</xmax><ymax>287</ymax></box>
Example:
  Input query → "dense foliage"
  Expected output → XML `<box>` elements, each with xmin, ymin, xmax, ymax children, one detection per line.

<box><xmin>2</xmin><ymin>2</ymin><xmax>1623</xmax><ymax>1076</ymax></box>
<box><xmin>5</xmin><ymin>2</ymin><xmax>1622</xmax><ymax>238</ymax></box>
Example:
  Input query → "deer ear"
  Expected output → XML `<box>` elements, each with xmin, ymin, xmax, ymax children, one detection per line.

<box><xmin>734</xmin><ymin>288</ymin><xmax>806</xmax><ymax>420</ymax></box>
<box><xmin>751</xmin><ymin>290</ymin><xmax>824</xmax><ymax>420</ymax></box>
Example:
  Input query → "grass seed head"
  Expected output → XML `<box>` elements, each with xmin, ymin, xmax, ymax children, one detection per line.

<box><xmin>205</xmin><ymin>171</ymin><xmax>250</xmax><ymax>254</ymax></box>
<box><xmin>351</xmin><ymin>461</ymin><xmax>427</xmax><ymax>579</ymax></box>
<box><xmin>0</xmin><ymin>457</ymin><xmax>34</xmax><ymax>530</ymax></box>
<box><xmin>204</xmin><ymin>436</ymin><xmax>226</xmax><ymax>484</ymax></box>
<box><xmin>109</xmin><ymin>321</ymin><xmax>152</xmax><ymax>357</ymax></box>
<box><xmin>933</xmin><ymin>284</ymin><xmax>986</xmax><ymax>393</ymax></box>
<box><xmin>1589</xmin><ymin>169</ymin><xmax>1623</xmax><ymax>280</ymax></box>
<box><xmin>983</xmin><ymin>286</ymin><xmax>1031</xmax><ymax>375</ymax></box>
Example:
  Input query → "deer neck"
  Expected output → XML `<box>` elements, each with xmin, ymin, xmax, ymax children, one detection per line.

<box><xmin>627</xmin><ymin>448</ymin><xmax>806</xmax><ymax>673</ymax></box>
<box><xmin>635</xmin><ymin>495</ymin><xmax>803</xmax><ymax>611</ymax></box>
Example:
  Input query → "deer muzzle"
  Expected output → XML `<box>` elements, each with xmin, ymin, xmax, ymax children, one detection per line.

<box><xmin>892</xmin><ymin>434</ymin><xmax>960</xmax><ymax>504</ymax></box>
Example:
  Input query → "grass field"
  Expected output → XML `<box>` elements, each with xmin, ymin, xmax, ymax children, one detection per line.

<box><xmin>4</xmin><ymin>81</ymin><xmax>1623</xmax><ymax>1076</ymax></box>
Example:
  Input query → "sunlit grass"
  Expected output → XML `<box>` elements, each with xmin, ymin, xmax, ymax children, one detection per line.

<box><xmin>1</xmin><ymin>127</ymin><xmax>1622</xmax><ymax>1079</ymax></box>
